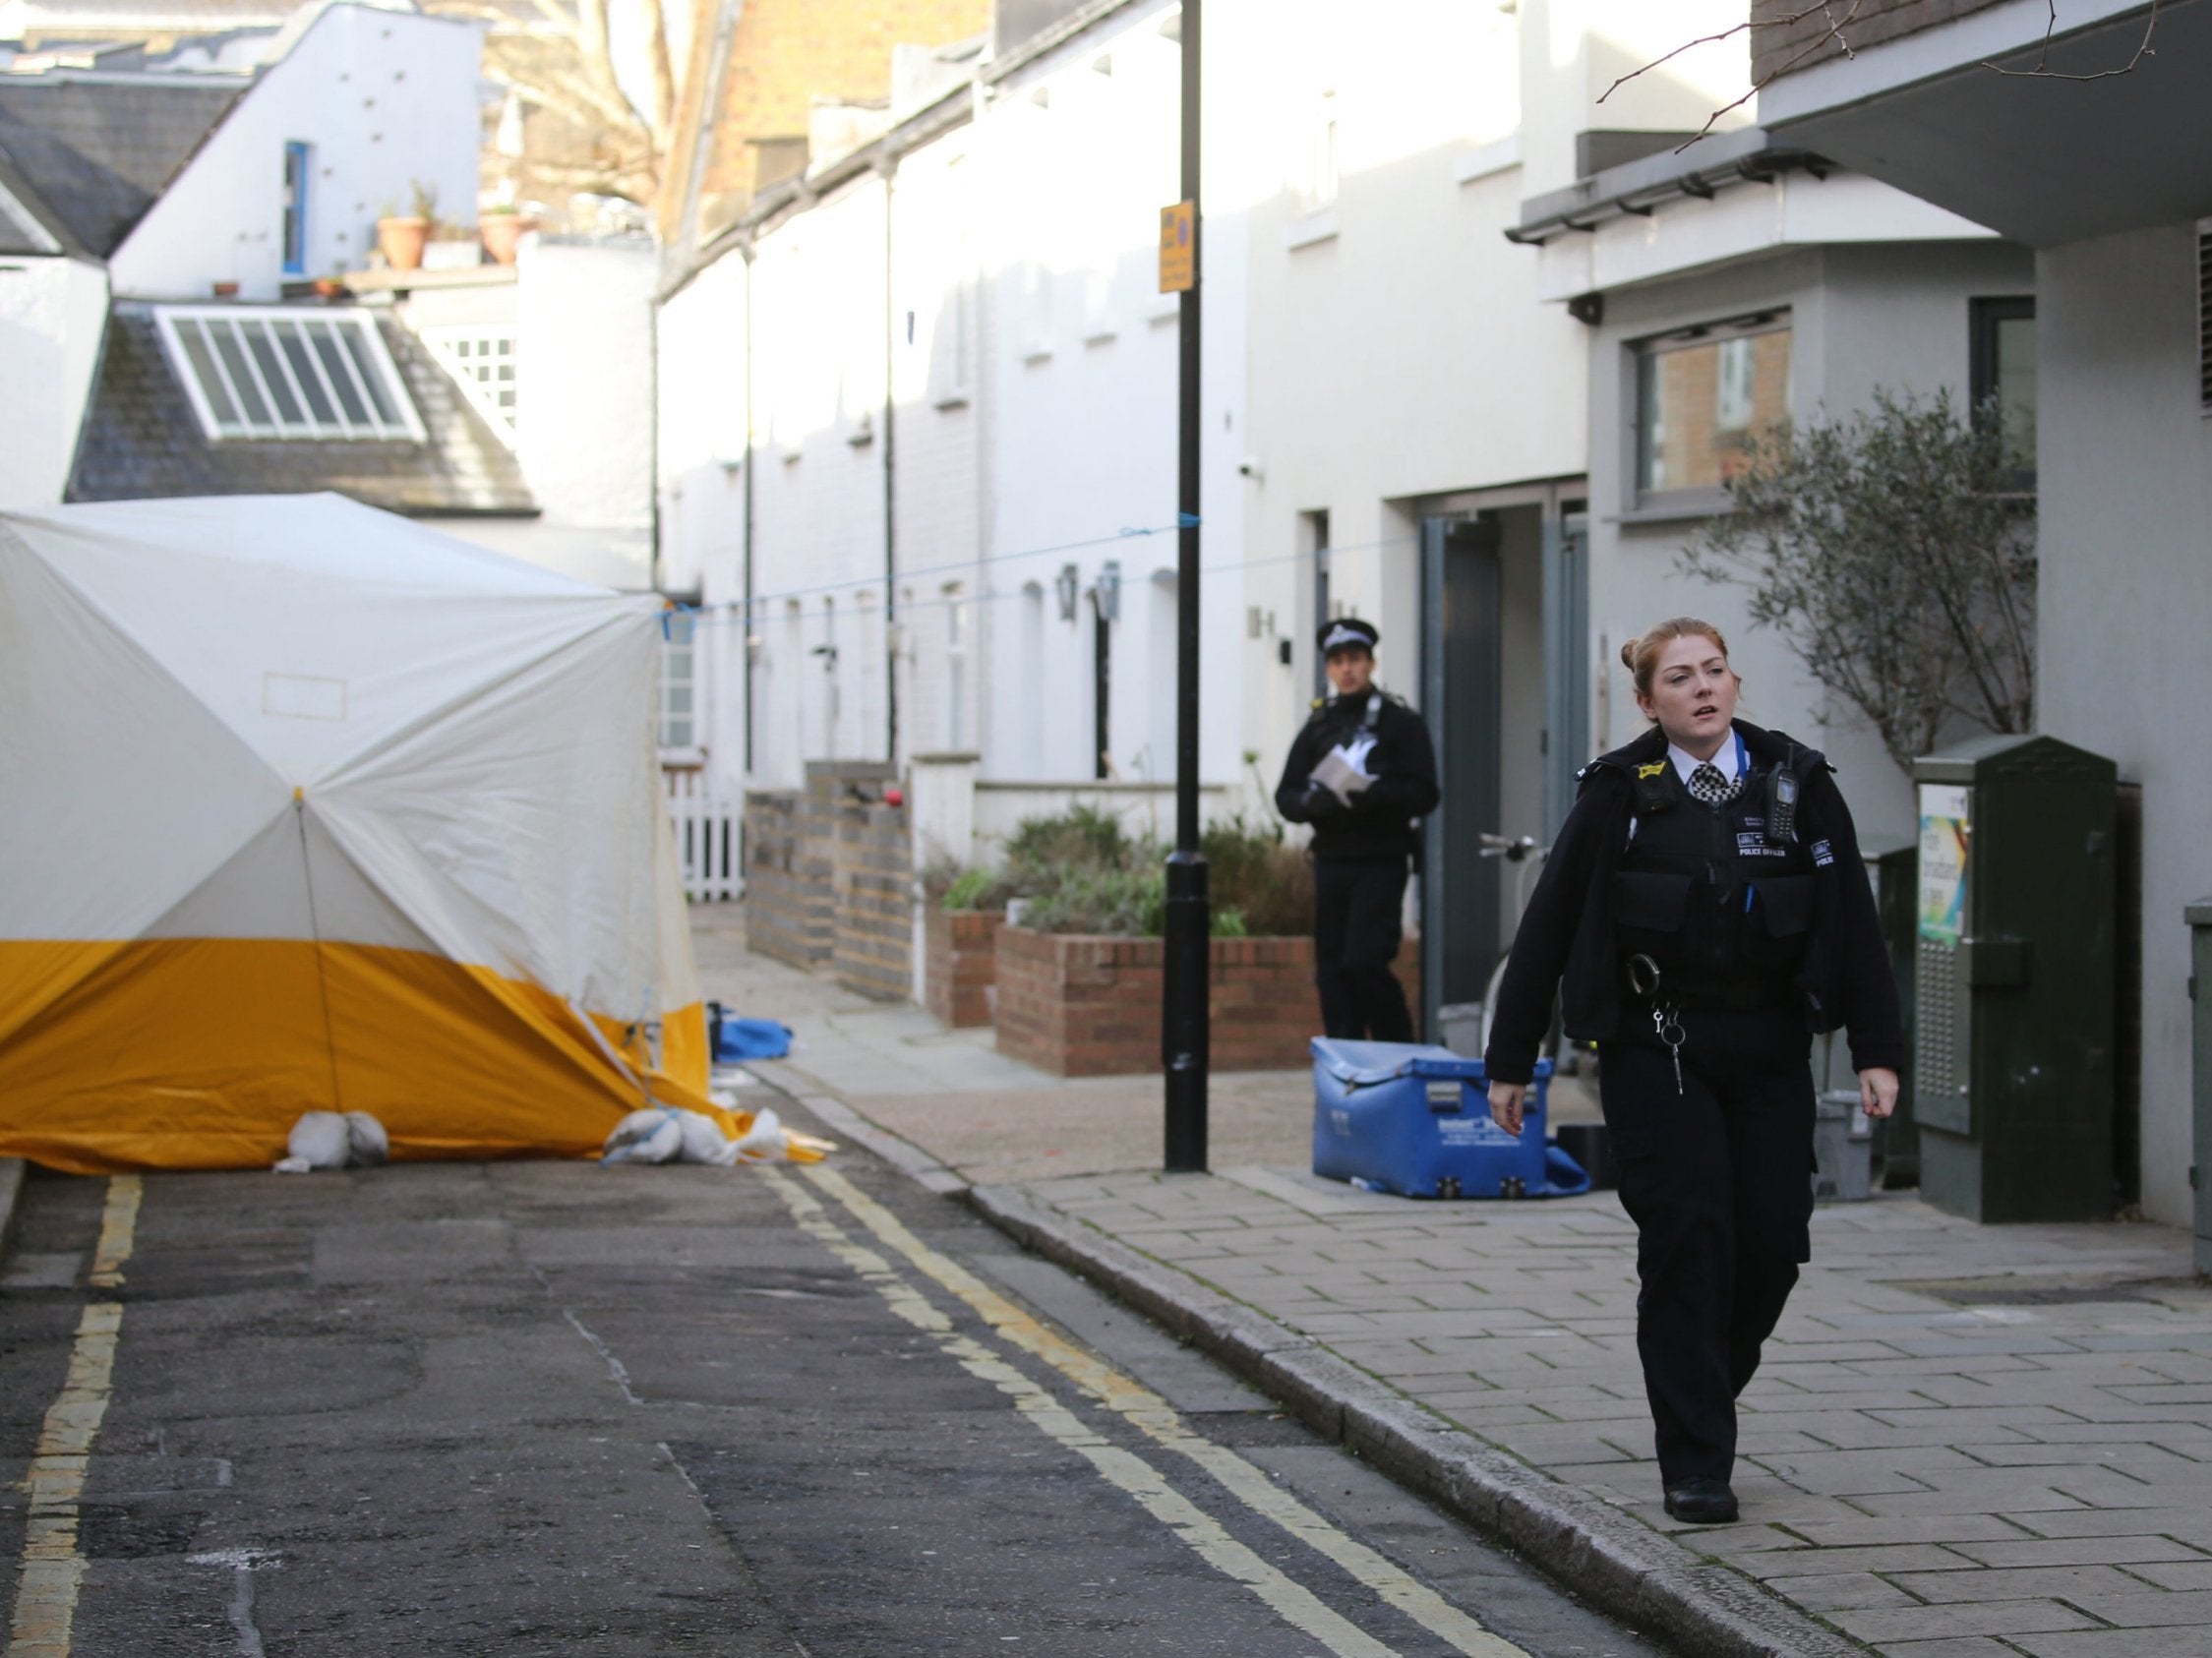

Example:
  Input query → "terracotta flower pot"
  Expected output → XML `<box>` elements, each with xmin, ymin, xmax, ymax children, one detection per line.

<box><xmin>210</xmin><ymin>280</ymin><xmax>240</xmax><ymax>298</ymax></box>
<box><xmin>312</xmin><ymin>276</ymin><xmax>345</xmax><ymax>300</ymax></box>
<box><xmin>480</xmin><ymin>213</ymin><xmax>533</xmax><ymax>266</ymax></box>
<box><xmin>376</xmin><ymin>215</ymin><xmax>430</xmax><ymax>271</ymax></box>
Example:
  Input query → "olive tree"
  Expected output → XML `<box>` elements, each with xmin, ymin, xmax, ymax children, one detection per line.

<box><xmin>1680</xmin><ymin>389</ymin><xmax>2036</xmax><ymax>771</ymax></box>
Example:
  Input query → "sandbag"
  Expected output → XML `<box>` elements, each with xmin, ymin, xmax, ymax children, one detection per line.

<box><xmin>273</xmin><ymin>1110</ymin><xmax>389</xmax><ymax>1173</ymax></box>
<box><xmin>600</xmin><ymin>1104</ymin><xmax>820</xmax><ymax>1166</ymax></box>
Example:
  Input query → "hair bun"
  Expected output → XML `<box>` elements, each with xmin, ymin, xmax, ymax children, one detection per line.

<box><xmin>1618</xmin><ymin>639</ymin><xmax>1639</xmax><ymax>673</ymax></box>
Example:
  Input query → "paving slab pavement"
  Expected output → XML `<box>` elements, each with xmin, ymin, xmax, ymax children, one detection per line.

<box><xmin>696</xmin><ymin>907</ymin><xmax>2212</xmax><ymax>1655</ymax></box>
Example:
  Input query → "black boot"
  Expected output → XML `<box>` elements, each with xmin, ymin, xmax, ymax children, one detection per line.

<box><xmin>1662</xmin><ymin>1478</ymin><xmax>1739</xmax><ymax>1524</ymax></box>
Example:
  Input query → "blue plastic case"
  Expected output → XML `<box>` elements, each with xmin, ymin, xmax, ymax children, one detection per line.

<box><xmin>1310</xmin><ymin>1038</ymin><xmax>1588</xmax><ymax>1199</ymax></box>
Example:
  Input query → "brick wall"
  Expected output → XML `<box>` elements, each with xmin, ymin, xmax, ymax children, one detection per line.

<box><xmin>743</xmin><ymin>787</ymin><xmax>833</xmax><ymax>970</ymax></box>
<box><xmin>994</xmin><ymin>928</ymin><xmax>1424</xmax><ymax>1078</ymax></box>
<box><xmin>925</xmin><ymin>907</ymin><xmax>1001</xmax><ymax>1027</ymax></box>
<box><xmin>745</xmin><ymin>761</ymin><xmax>912</xmax><ymax>1000</ymax></box>
<box><xmin>662</xmin><ymin>0</ymin><xmax>993</xmax><ymax>241</ymax></box>
<box><xmin>1752</xmin><ymin>0</ymin><xmax>2009</xmax><ymax>84</ymax></box>
<box><xmin>830</xmin><ymin>768</ymin><xmax>912</xmax><ymax>1002</ymax></box>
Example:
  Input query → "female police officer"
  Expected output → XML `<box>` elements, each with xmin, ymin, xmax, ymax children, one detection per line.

<box><xmin>1482</xmin><ymin>617</ymin><xmax>1902</xmax><ymax>1525</ymax></box>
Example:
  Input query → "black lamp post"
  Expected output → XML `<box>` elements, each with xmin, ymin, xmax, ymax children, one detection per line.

<box><xmin>1162</xmin><ymin>0</ymin><xmax>1208</xmax><ymax>1173</ymax></box>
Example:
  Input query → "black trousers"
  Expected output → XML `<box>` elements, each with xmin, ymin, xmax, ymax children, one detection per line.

<box><xmin>1312</xmin><ymin>857</ymin><xmax>1413</xmax><ymax>1042</ymax></box>
<box><xmin>1597</xmin><ymin>1006</ymin><xmax>1816</xmax><ymax>1486</ymax></box>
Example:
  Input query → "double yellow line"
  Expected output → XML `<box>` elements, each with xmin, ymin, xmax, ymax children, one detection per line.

<box><xmin>8</xmin><ymin>1176</ymin><xmax>141</xmax><ymax>1657</ymax></box>
<box><xmin>7</xmin><ymin>1167</ymin><xmax>1531</xmax><ymax>1655</ymax></box>
<box><xmin>767</xmin><ymin>1163</ymin><xmax>1528</xmax><ymax>1658</ymax></box>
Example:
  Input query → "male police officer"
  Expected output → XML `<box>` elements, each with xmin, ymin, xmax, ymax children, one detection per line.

<box><xmin>1274</xmin><ymin>619</ymin><xmax>1440</xmax><ymax>1041</ymax></box>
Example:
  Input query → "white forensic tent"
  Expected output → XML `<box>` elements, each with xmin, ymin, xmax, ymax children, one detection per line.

<box><xmin>0</xmin><ymin>494</ymin><xmax>768</xmax><ymax>1172</ymax></box>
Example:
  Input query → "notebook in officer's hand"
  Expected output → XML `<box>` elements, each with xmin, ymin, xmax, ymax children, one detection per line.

<box><xmin>1310</xmin><ymin>740</ymin><xmax>1376</xmax><ymax>804</ymax></box>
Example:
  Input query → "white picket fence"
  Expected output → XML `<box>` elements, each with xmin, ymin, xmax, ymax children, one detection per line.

<box><xmin>665</xmin><ymin>771</ymin><xmax>741</xmax><ymax>902</ymax></box>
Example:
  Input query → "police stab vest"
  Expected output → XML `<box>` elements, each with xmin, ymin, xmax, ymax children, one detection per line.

<box><xmin>1612</xmin><ymin>745</ymin><xmax>1820</xmax><ymax>1008</ymax></box>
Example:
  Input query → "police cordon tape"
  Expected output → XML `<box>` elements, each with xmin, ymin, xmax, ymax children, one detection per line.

<box><xmin>657</xmin><ymin>522</ymin><xmax>1423</xmax><ymax>633</ymax></box>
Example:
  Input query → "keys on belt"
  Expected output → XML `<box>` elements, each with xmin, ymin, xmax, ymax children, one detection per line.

<box><xmin>1628</xmin><ymin>952</ymin><xmax>1686</xmax><ymax>1096</ymax></box>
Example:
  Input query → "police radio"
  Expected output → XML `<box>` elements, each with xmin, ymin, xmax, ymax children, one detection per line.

<box><xmin>1766</xmin><ymin>750</ymin><xmax>1802</xmax><ymax>844</ymax></box>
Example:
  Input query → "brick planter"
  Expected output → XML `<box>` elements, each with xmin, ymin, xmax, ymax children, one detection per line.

<box><xmin>925</xmin><ymin>907</ymin><xmax>1002</xmax><ymax>1028</ymax></box>
<box><xmin>993</xmin><ymin>926</ymin><xmax>1422</xmax><ymax>1077</ymax></box>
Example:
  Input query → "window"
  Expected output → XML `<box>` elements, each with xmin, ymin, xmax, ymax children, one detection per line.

<box><xmin>1293</xmin><ymin>91</ymin><xmax>1340</xmax><ymax>217</ymax></box>
<box><xmin>419</xmin><ymin>326</ymin><xmax>518</xmax><ymax>445</ymax></box>
<box><xmin>1302</xmin><ymin>509</ymin><xmax>1331</xmax><ymax>697</ymax></box>
<box><xmin>1018</xmin><ymin>260</ymin><xmax>1053</xmax><ymax>362</ymax></box>
<box><xmin>156</xmin><ymin>307</ymin><xmax>424</xmax><ymax>442</ymax></box>
<box><xmin>1015</xmin><ymin>582</ymin><xmax>1045</xmax><ymax>775</ymax></box>
<box><xmin>1635</xmin><ymin>312</ymin><xmax>1791</xmax><ymax>503</ymax></box>
<box><xmin>816</xmin><ymin>597</ymin><xmax>841</xmax><ymax>757</ymax></box>
<box><xmin>1970</xmin><ymin>296</ymin><xmax>2036</xmax><ymax>486</ymax></box>
<box><xmin>659</xmin><ymin>613</ymin><xmax>697</xmax><ymax>751</ymax></box>
<box><xmin>281</xmin><ymin>142</ymin><xmax>310</xmax><ymax>277</ymax></box>
<box><xmin>944</xmin><ymin>585</ymin><xmax>969</xmax><ymax>750</ymax></box>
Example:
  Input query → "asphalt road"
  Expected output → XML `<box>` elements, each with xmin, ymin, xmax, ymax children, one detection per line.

<box><xmin>0</xmin><ymin>1121</ymin><xmax>1672</xmax><ymax>1657</ymax></box>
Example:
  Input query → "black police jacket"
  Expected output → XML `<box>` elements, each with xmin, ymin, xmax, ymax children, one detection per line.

<box><xmin>1481</xmin><ymin>720</ymin><xmax>1906</xmax><ymax>1087</ymax></box>
<box><xmin>1613</xmin><ymin>744</ymin><xmax>1819</xmax><ymax>1002</ymax></box>
<box><xmin>1273</xmin><ymin>690</ymin><xmax>1440</xmax><ymax>861</ymax></box>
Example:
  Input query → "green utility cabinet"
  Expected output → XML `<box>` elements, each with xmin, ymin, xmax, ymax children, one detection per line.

<box><xmin>1912</xmin><ymin>734</ymin><xmax>2117</xmax><ymax>1222</ymax></box>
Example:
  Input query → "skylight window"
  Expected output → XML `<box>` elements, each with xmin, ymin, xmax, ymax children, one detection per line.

<box><xmin>418</xmin><ymin>325</ymin><xmax>518</xmax><ymax>446</ymax></box>
<box><xmin>155</xmin><ymin>307</ymin><xmax>426</xmax><ymax>442</ymax></box>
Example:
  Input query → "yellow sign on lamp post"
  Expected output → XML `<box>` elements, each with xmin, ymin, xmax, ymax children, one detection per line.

<box><xmin>1158</xmin><ymin>201</ymin><xmax>1194</xmax><ymax>293</ymax></box>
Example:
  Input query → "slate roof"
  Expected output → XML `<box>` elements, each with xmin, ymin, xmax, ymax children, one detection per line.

<box><xmin>68</xmin><ymin>303</ymin><xmax>539</xmax><ymax>516</ymax></box>
<box><xmin>0</xmin><ymin>147</ymin><xmax>81</xmax><ymax>254</ymax></box>
<box><xmin>0</xmin><ymin>76</ymin><xmax>242</xmax><ymax>257</ymax></box>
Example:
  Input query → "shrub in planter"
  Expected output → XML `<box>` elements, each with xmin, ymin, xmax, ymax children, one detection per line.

<box><xmin>943</xmin><ymin>804</ymin><xmax>1302</xmax><ymax>941</ymax></box>
<box><xmin>1200</xmin><ymin>812</ymin><xmax>1311</xmax><ymax>939</ymax></box>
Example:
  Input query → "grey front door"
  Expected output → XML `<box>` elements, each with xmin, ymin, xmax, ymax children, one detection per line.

<box><xmin>1421</xmin><ymin>513</ymin><xmax>1503</xmax><ymax>1042</ymax></box>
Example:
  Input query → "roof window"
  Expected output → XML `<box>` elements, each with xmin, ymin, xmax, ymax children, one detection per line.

<box><xmin>154</xmin><ymin>307</ymin><xmax>424</xmax><ymax>442</ymax></box>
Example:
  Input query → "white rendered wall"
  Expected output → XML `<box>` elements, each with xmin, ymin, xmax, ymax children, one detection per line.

<box><xmin>109</xmin><ymin>4</ymin><xmax>482</xmax><ymax>301</ymax></box>
<box><xmin>1516</xmin><ymin>0</ymin><xmax>1754</xmax><ymax>200</ymax></box>
<box><xmin>1582</xmin><ymin>239</ymin><xmax>2036</xmax><ymax>855</ymax></box>
<box><xmin>2037</xmin><ymin>222</ymin><xmax>2211</xmax><ymax>1228</ymax></box>
<box><xmin>973</xmin><ymin>3</ymin><xmax>1246</xmax><ymax>796</ymax></box>
<box><xmin>508</xmin><ymin>236</ymin><xmax>657</xmax><ymax>589</ymax></box>
<box><xmin>0</xmin><ymin>258</ymin><xmax>108</xmax><ymax>508</ymax></box>
<box><xmin>1221</xmin><ymin>0</ymin><xmax>1586</xmax><ymax>817</ymax></box>
<box><xmin>747</xmin><ymin>174</ymin><xmax>892</xmax><ymax>787</ymax></box>
<box><xmin>657</xmin><ymin>251</ymin><xmax>750</xmax><ymax>798</ymax></box>
<box><xmin>887</xmin><ymin>117</ymin><xmax>983</xmax><ymax>776</ymax></box>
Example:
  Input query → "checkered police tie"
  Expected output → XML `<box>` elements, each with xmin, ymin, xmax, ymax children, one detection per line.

<box><xmin>1688</xmin><ymin>761</ymin><xmax>1742</xmax><ymax>805</ymax></box>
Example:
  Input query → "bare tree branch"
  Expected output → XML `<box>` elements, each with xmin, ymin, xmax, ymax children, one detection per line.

<box><xmin>427</xmin><ymin>0</ymin><xmax>667</xmax><ymax>205</ymax></box>
<box><xmin>1599</xmin><ymin>2</ymin><xmax>1862</xmax><ymax>152</ymax></box>
<box><xmin>1611</xmin><ymin>1</ymin><xmax>2159</xmax><ymax>160</ymax></box>
<box><xmin>1983</xmin><ymin>0</ymin><xmax>2159</xmax><ymax>79</ymax></box>
<box><xmin>638</xmin><ymin>0</ymin><xmax>677</xmax><ymax>153</ymax></box>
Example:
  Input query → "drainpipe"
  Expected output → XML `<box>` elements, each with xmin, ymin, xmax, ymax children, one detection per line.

<box><xmin>742</xmin><ymin>236</ymin><xmax>756</xmax><ymax>781</ymax></box>
<box><xmin>881</xmin><ymin>158</ymin><xmax>899</xmax><ymax>768</ymax></box>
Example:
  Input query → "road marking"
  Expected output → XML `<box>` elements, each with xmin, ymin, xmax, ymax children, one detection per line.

<box><xmin>799</xmin><ymin>1163</ymin><xmax>1528</xmax><ymax>1658</ymax></box>
<box><xmin>9</xmin><ymin>1175</ymin><xmax>141</xmax><ymax>1658</ymax></box>
<box><xmin>87</xmin><ymin>1176</ymin><xmax>143</xmax><ymax>1291</ymax></box>
<box><xmin>759</xmin><ymin>1167</ymin><xmax>1399</xmax><ymax>1658</ymax></box>
<box><xmin>771</xmin><ymin>1166</ymin><xmax>1527</xmax><ymax>1658</ymax></box>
